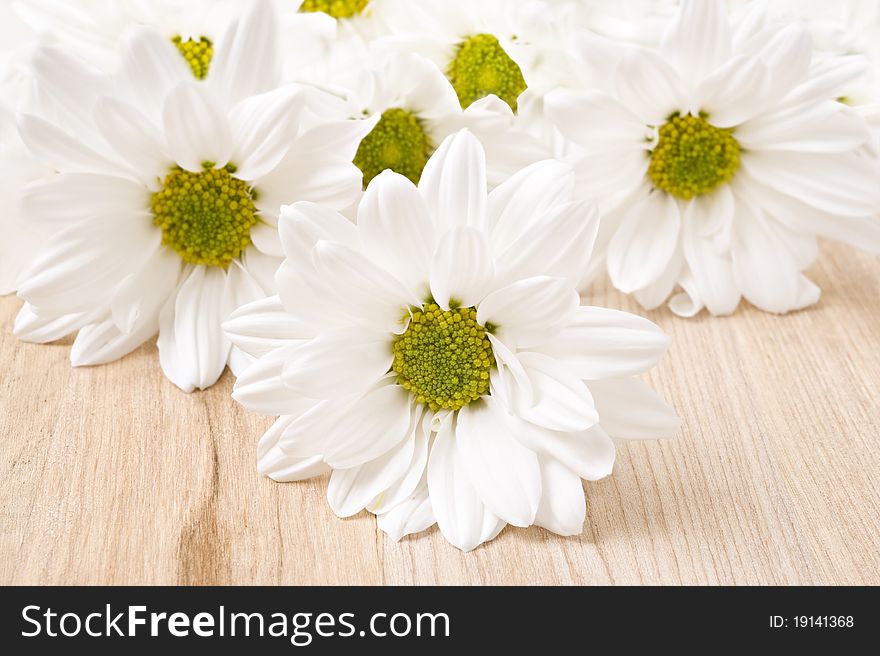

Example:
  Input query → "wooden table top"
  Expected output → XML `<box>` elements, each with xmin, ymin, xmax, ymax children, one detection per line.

<box><xmin>2</xmin><ymin>241</ymin><xmax>878</xmax><ymax>585</ymax></box>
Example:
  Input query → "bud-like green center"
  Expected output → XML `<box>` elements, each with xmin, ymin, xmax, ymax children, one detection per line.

<box><xmin>648</xmin><ymin>112</ymin><xmax>741</xmax><ymax>200</ymax></box>
<box><xmin>172</xmin><ymin>36</ymin><xmax>214</xmax><ymax>80</ymax></box>
<box><xmin>300</xmin><ymin>0</ymin><xmax>368</xmax><ymax>19</ymax></box>
<box><xmin>447</xmin><ymin>33</ymin><xmax>527</xmax><ymax>111</ymax></box>
<box><xmin>392</xmin><ymin>303</ymin><xmax>495</xmax><ymax>412</ymax></box>
<box><xmin>151</xmin><ymin>164</ymin><xmax>258</xmax><ymax>268</ymax></box>
<box><xmin>354</xmin><ymin>108</ymin><xmax>434</xmax><ymax>187</ymax></box>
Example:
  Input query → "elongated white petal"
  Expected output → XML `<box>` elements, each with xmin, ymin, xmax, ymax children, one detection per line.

<box><xmin>22</xmin><ymin>173</ymin><xmax>150</xmax><ymax>226</ymax></box>
<box><xmin>544</xmin><ymin>90</ymin><xmax>648</xmax><ymax>151</ymax></box>
<box><xmin>358</xmin><ymin>171</ymin><xmax>435</xmax><ymax>296</ymax></box>
<box><xmin>506</xmin><ymin>352</ymin><xmax>598</xmax><ymax>433</ymax></box>
<box><xmin>111</xmin><ymin>248</ymin><xmax>181</xmax><ymax>336</ymax></box>
<box><xmin>429</xmin><ymin>226</ymin><xmax>494</xmax><ymax>311</ymax></box>
<box><xmin>516</xmin><ymin>423</ymin><xmax>616</xmax><ymax>482</ymax></box>
<box><xmin>328</xmin><ymin>434</ymin><xmax>416</xmax><ymax>518</ymax></box>
<box><xmin>534</xmin><ymin>458</ymin><xmax>587</xmax><ymax>536</ymax></box>
<box><xmin>257</xmin><ymin>416</ymin><xmax>329</xmax><ymax>482</ymax></box>
<box><xmin>487</xmin><ymin>160</ymin><xmax>575</xmax><ymax>252</ymax></box>
<box><xmin>208</xmin><ymin>0</ymin><xmax>279</xmax><ymax>106</ymax></box>
<box><xmin>70</xmin><ymin>317</ymin><xmax>154</xmax><ymax>367</ymax></box>
<box><xmin>93</xmin><ymin>98</ymin><xmax>171</xmax><ymax>181</ymax></box>
<box><xmin>534</xmin><ymin>306</ymin><xmax>670</xmax><ymax>379</ymax></box>
<box><xmin>229</xmin><ymin>85</ymin><xmax>304</xmax><ymax>181</ymax></box>
<box><xmin>616</xmin><ymin>47</ymin><xmax>687</xmax><ymax>124</ymax></box>
<box><xmin>14</xmin><ymin>303</ymin><xmax>103</xmax><ymax>344</ymax></box>
<box><xmin>162</xmin><ymin>82</ymin><xmax>232</xmax><ymax>172</ymax></box>
<box><xmin>428</xmin><ymin>415</ymin><xmax>502</xmax><ymax>552</ymax></box>
<box><xmin>661</xmin><ymin>0</ymin><xmax>731</xmax><ymax>83</ymax></box>
<box><xmin>377</xmin><ymin>481</ymin><xmax>436</xmax><ymax>543</ymax></box>
<box><xmin>607</xmin><ymin>190</ymin><xmax>681</xmax><ymax>294</ymax></box>
<box><xmin>495</xmin><ymin>201</ymin><xmax>600</xmax><ymax>289</ymax></box>
<box><xmin>456</xmin><ymin>399</ymin><xmax>541</xmax><ymax>527</ymax></box>
<box><xmin>478</xmin><ymin>276</ymin><xmax>578</xmax><ymax>350</ymax></box>
<box><xmin>322</xmin><ymin>384</ymin><xmax>412</xmax><ymax>469</ymax></box>
<box><xmin>118</xmin><ymin>28</ymin><xmax>191</xmax><ymax>121</ymax></box>
<box><xmin>419</xmin><ymin>129</ymin><xmax>487</xmax><ymax>233</ymax></box>
<box><xmin>157</xmin><ymin>266</ymin><xmax>231</xmax><ymax>392</ymax></box>
<box><xmin>224</xmin><ymin>296</ymin><xmax>314</xmax><ymax>358</ymax></box>
<box><xmin>281</xmin><ymin>327</ymin><xmax>393</xmax><ymax>399</ymax></box>
<box><xmin>588</xmin><ymin>377</ymin><xmax>680</xmax><ymax>441</ymax></box>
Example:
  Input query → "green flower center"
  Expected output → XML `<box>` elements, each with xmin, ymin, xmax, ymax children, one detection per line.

<box><xmin>447</xmin><ymin>33</ymin><xmax>527</xmax><ymax>111</ymax></box>
<box><xmin>172</xmin><ymin>36</ymin><xmax>214</xmax><ymax>80</ymax></box>
<box><xmin>151</xmin><ymin>164</ymin><xmax>258</xmax><ymax>267</ymax></box>
<box><xmin>300</xmin><ymin>0</ymin><xmax>368</xmax><ymax>19</ymax></box>
<box><xmin>354</xmin><ymin>108</ymin><xmax>433</xmax><ymax>187</ymax></box>
<box><xmin>392</xmin><ymin>303</ymin><xmax>496</xmax><ymax>412</ymax></box>
<box><xmin>648</xmin><ymin>112</ymin><xmax>741</xmax><ymax>200</ymax></box>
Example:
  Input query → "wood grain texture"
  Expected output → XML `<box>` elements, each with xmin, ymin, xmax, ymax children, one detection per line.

<box><xmin>1</xmin><ymin>241</ymin><xmax>879</xmax><ymax>586</ymax></box>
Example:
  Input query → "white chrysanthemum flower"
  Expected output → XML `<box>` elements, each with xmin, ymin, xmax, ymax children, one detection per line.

<box><xmin>224</xmin><ymin>129</ymin><xmax>678</xmax><ymax>552</ymax></box>
<box><xmin>13</xmin><ymin>0</ymin><xmax>373</xmax><ymax>391</ymax></box>
<box><xmin>330</xmin><ymin>50</ymin><xmax>549</xmax><ymax>191</ymax></box>
<box><xmin>546</xmin><ymin>0</ymin><xmax>880</xmax><ymax>316</ymax></box>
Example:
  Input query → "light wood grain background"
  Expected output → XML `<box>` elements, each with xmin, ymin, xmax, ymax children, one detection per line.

<box><xmin>1</xmin><ymin>241</ymin><xmax>878</xmax><ymax>585</ymax></box>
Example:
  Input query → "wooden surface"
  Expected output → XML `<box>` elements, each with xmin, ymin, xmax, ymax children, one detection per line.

<box><xmin>1</xmin><ymin>241</ymin><xmax>879</xmax><ymax>586</ymax></box>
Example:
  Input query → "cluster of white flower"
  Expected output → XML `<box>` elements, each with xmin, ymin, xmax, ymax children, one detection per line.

<box><xmin>1</xmin><ymin>0</ymin><xmax>877</xmax><ymax>551</ymax></box>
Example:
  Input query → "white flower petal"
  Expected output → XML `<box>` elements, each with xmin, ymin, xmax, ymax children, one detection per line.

<box><xmin>681</xmin><ymin>194</ymin><xmax>740</xmax><ymax>316</ymax></box>
<box><xmin>616</xmin><ymin>47</ymin><xmax>687</xmax><ymax>124</ymax></box>
<box><xmin>478</xmin><ymin>276</ymin><xmax>578</xmax><ymax>350</ymax></box>
<box><xmin>697</xmin><ymin>55</ymin><xmax>771</xmax><ymax>128</ymax></box>
<box><xmin>588</xmin><ymin>377</ymin><xmax>680</xmax><ymax>441</ymax></box>
<box><xmin>370</xmin><ymin>419</ymin><xmax>430</xmax><ymax>515</ymax></box>
<box><xmin>456</xmin><ymin>399</ymin><xmax>541</xmax><ymax>527</ymax></box>
<box><xmin>208</xmin><ymin>0</ymin><xmax>279</xmax><ymax>107</ymax></box>
<box><xmin>418</xmin><ymin>129</ymin><xmax>487</xmax><ymax>233</ymax></box>
<box><xmin>516</xmin><ymin>423</ymin><xmax>616</xmax><ymax>482</ymax></box>
<box><xmin>232</xmin><ymin>345</ymin><xmax>312</xmax><ymax>416</ymax></box>
<box><xmin>22</xmin><ymin>173</ymin><xmax>150</xmax><ymax>226</ymax></box>
<box><xmin>737</xmin><ymin>102</ymin><xmax>869</xmax><ymax>154</ymax></box>
<box><xmin>111</xmin><ymin>247</ymin><xmax>181</xmax><ymax>335</ymax></box>
<box><xmin>661</xmin><ymin>0</ymin><xmax>731</xmax><ymax>83</ymax></box>
<box><xmin>162</xmin><ymin>82</ymin><xmax>232</xmax><ymax>172</ymax></box>
<box><xmin>534</xmin><ymin>306</ymin><xmax>670</xmax><ymax>379</ymax></box>
<box><xmin>257</xmin><ymin>416</ymin><xmax>329</xmax><ymax>482</ymax></box>
<box><xmin>18</xmin><ymin>218</ymin><xmax>160</xmax><ymax>316</ymax></box>
<box><xmin>377</xmin><ymin>481</ymin><xmax>436</xmax><ymax>543</ymax></box>
<box><xmin>741</xmin><ymin>151</ymin><xmax>880</xmax><ymax>218</ymax></box>
<box><xmin>487</xmin><ymin>159</ymin><xmax>575</xmax><ymax>252</ymax></box>
<box><xmin>118</xmin><ymin>28</ymin><xmax>191</xmax><ymax>121</ymax></box>
<box><xmin>157</xmin><ymin>266</ymin><xmax>231</xmax><ymax>393</ymax></box>
<box><xmin>14</xmin><ymin>303</ymin><xmax>102</xmax><ymax>344</ymax></box>
<box><xmin>633</xmin><ymin>244</ymin><xmax>684</xmax><ymax>311</ymax></box>
<box><xmin>312</xmin><ymin>240</ymin><xmax>419</xmax><ymax>333</ymax></box>
<box><xmin>534</xmin><ymin>458</ymin><xmax>587</xmax><ymax>536</ymax></box>
<box><xmin>328</xmin><ymin>433</ymin><xmax>416</xmax><ymax>518</ymax></box>
<box><xmin>358</xmin><ymin>171</ymin><xmax>436</xmax><ymax>296</ymax></box>
<box><xmin>18</xmin><ymin>114</ymin><xmax>118</xmax><ymax>174</ymax></box>
<box><xmin>322</xmin><ymin>384</ymin><xmax>413</xmax><ymax>469</ymax></box>
<box><xmin>543</xmin><ymin>90</ymin><xmax>648</xmax><ymax>150</ymax></box>
<box><xmin>507</xmin><ymin>352</ymin><xmax>598</xmax><ymax>433</ymax></box>
<box><xmin>93</xmin><ymin>97</ymin><xmax>171</xmax><ymax>181</ymax></box>
<box><xmin>229</xmin><ymin>85</ymin><xmax>305</xmax><ymax>181</ymax></box>
<box><xmin>428</xmin><ymin>415</ymin><xmax>503</xmax><ymax>552</ymax></box>
<box><xmin>429</xmin><ymin>226</ymin><xmax>494</xmax><ymax>311</ymax></box>
<box><xmin>495</xmin><ymin>200</ymin><xmax>600</xmax><ymax>289</ymax></box>
<box><xmin>607</xmin><ymin>190</ymin><xmax>681</xmax><ymax>294</ymax></box>
<box><xmin>224</xmin><ymin>295</ymin><xmax>314</xmax><ymax>358</ymax></box>
<box><xmin>281</xmin><ymin>327</ymin><xmax>393</xmax><ymax>400</ymax></box>
<box><xmin>730</xmin><ymin>207</ymin><xmax>805</xmax><ymax>314</ymax></box>
<box><xmin>69</xmin><ymin>317</ymin><xmax>154</xmax><ymax>367</ymax></box>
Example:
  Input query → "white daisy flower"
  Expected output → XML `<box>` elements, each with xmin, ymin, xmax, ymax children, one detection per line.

<box><xmin>546</xmin><ymin>0</ymin><xmax>880</xmax><ymax>316</ymax></box>
<box><xmin>13</xmin><ymin>0</ymin><xmax>373</xmax><ymax>391</ymax></box>
<box><xmin>224</xmin><ymin>129</ymin><xmax>679</xmax><ymax>552</ymax></box>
